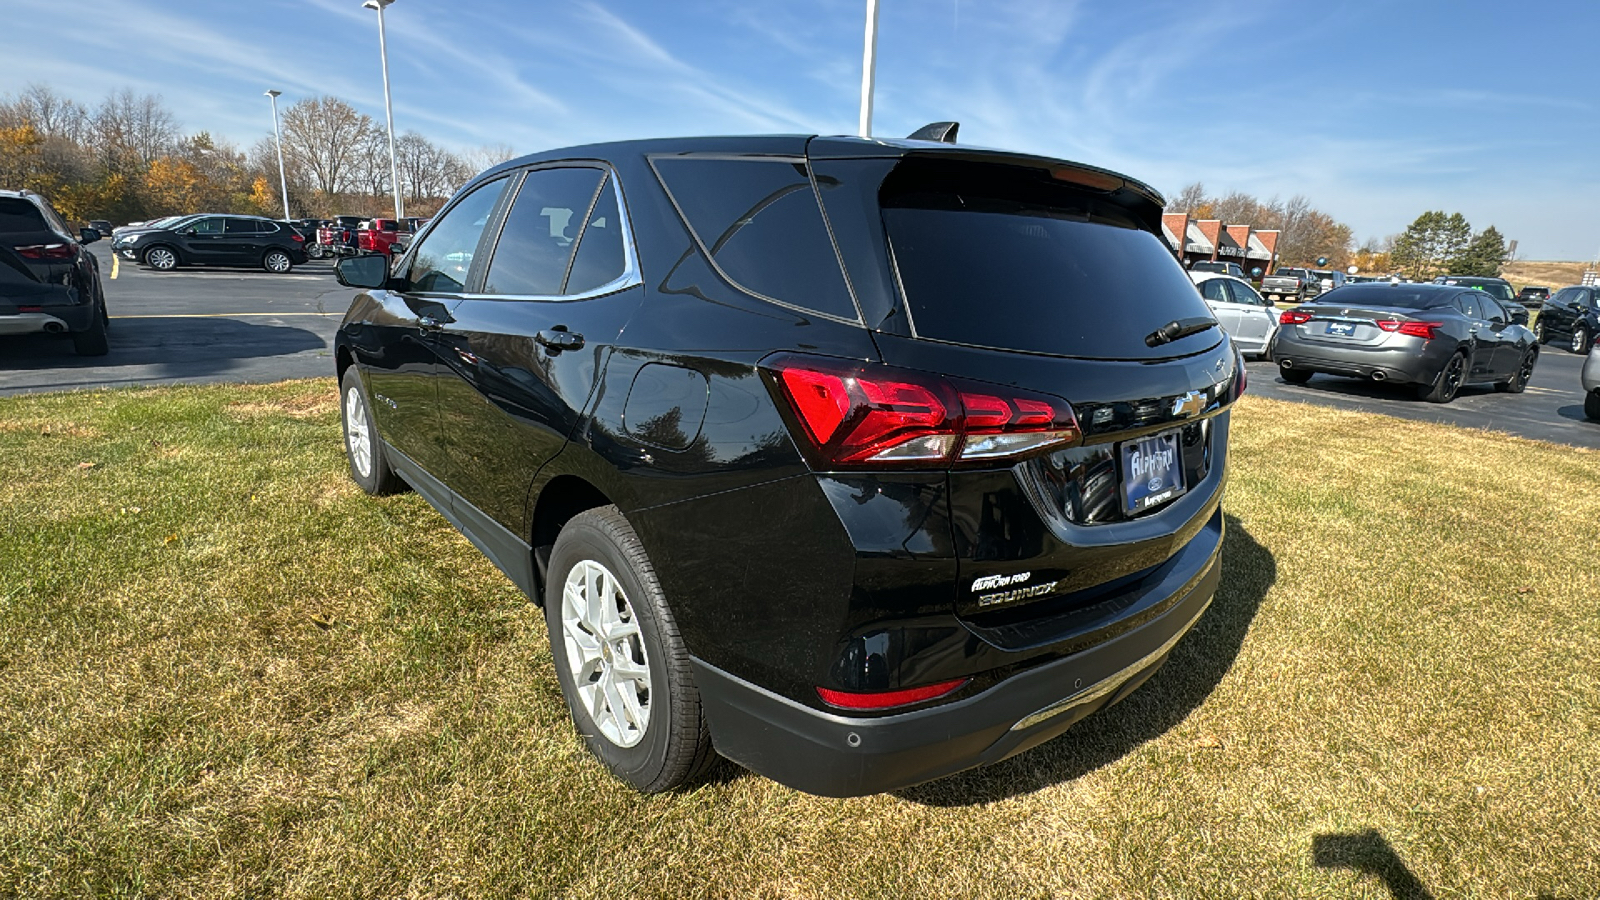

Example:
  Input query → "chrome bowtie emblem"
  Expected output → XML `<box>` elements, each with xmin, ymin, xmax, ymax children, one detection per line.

<box><xmin>1171</xmin><ymin>390</ymin><xmax>1205</xmax><ymax>418</ymax></box>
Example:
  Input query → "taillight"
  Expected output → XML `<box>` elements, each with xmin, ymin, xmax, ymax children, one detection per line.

<box><xmin>15</xmin><ymin>243</ymin><xmax>74</xmax><ymax>260</ymax></box>
<box><xmin>816</xmin><ymin>678</ymin><xmax>969</xmax><ymax>710</ymax></box>
<box><xmin>290</xmin><ymin>233</ymin><xmax>305</xmax><ymax>242</ymax></box>
<box><xmin>764</xmin><ymin>354</ymin><xmax>1081</xmax><ymax>468</ymax></box>
<box><xmin>1377</xmin><ymin>319</ymin><xmax>1438</xmax><ymax>338</ymax></box>
<box><xmin>1280</xmin><ymin>310</ymin><xmax>1313</xmax><ymax>325</ymax></box>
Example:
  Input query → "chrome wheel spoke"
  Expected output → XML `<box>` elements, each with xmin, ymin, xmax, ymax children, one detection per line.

<box><xmin>561</xmin><ymin>558</ymin><xmax>652</xmax><ymax>747</ymax></box>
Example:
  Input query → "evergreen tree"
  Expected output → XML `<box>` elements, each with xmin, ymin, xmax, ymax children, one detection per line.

<box><xmin>1449</xmin><ymin>226</ymin><xmax>1509</xmax><ymax>277</ymax></box>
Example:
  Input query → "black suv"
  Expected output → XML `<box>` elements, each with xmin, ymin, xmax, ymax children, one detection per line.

<box><xmin>1433</xmin><ymin>275</ymin><xmax>1517</xmax><ymax>309</ymax></box>
<box><xmin>117</xmin><ymin>214</ymin><xmax>307</xmax><ymax>273</ymax></box>
<box><xmin>333</xmin><ymin>131</ymin><xmax>1241</xmax><ymax>797</ymax></box>
<box><xmin>1535</xmin><ymin>285</ymin><xmax>1600</xmax><ymax>353</ymax></box>
<box><xmin>0</xmin><ymin>189</ymin><xmax>109</xmax><ymax>355</ymax></box>
<box><xmin>1515</xmin><ymin>285</ymin><xmax>1550</xmax><ymax>308</ymax></box>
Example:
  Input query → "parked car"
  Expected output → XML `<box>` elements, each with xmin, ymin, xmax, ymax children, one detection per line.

<box><xmin>0</xmin><ymin>189</ymin><xmax>109</xmax><ymax>355</ymax></box>
<box><xmin>1310</xmin><ymin>269</ymin><xmax>1346</xmax><ymax>293</ymax></box>
<box><xmin>1189</xmin><ymin>260</ymin><xmax>1244</xmax><ymax>278</ymax></box>
<box><xmin>333</xmin><ymin>130</ymin><xmax>1243</xmax><ymax>797</ymax></box>
<box><xmin>356</xmin><ymin>217</ymin><xmax>415</xmax><ymax>256</ymax></box>
<box><xmin>1515</xmin><ymin>285</ymin><xmax>1551</xmax><ymax>308</ymax></box>
<box><xmin>1191</xmin><ymin>272</ymin><xmax>1276</xmax><ymax>358</ymax></box>
<box><xmin>1583</xmin><ymin>346</ymin><xmax>1600</xmax><ymax>419</ymax></box>
<box><xmin>316</xmin><ymin>215</ymin><xmax>366</xmax><ymax>258</ymax></box>
<box><xmin>88</xmin><ymin>219</ymin><xmax>113</xmax><ymax>238</ymax></box>
<box><xmin>112</xmin><ymin>215</ymin><xmax>188</xmax><ymax>240</ymax></box>
<box><xmin>1261</xmin><ymin>267</ymin><xmax>1320</xmax><ymax>303</ymax></box>
<box><xmin>1347</xmin><ymin>275</ymin><xmax>1387</xmax><ymax>284</ymax></box>
<box><xmin>1432</xmin><ymin>275</ymin><xmax>1517</xmax><ymax>309</ymax></box>
<box><xmin>1533</xmin><ymin>284</ymin><xmax>1600</xmax><ymax>353</ymax></box>
<box><xmin>117</xmin><ymin>214</ymin><xmax>307</xmax><ymax>272</ymax></box>
<box><xmin>1270</xmin><ymin>282</ymin><xmax>1537</xmax><ymax>402</ymax></box>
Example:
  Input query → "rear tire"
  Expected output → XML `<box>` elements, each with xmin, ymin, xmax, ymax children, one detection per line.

<box><xmin>1419</xmin><ymin>351</ymin><xmax>1467</xmax><ymax>403</ymax></box>
<box><xmin>72</xmin><ymin>302</ymin><xmax>109</xmax><ymax>356</ymax></box>
<box><xmin>1280</xmin><ymin>366</ymin><xmax>1312</xmax><ymax>385</ymax></box>
<box><xmin>339</xmin><ymin>368</ymin><xmax>406</xmax><ymax>496</ymax></box>
<box><xmin>263</xmin><ymin>249</ymin><xmax>293</xmax><ymax>273</ymax></box>
<box><xmin>545</xmin><ymin>506</ymin><xmax>716</xmax><ymax>793</ymax></box>
<box><xmin>1586</xmin><ymin>390</ymin><xmax>1600</xmax><ymax>421</ymax></box>
<box><xmin>1534</xmin><ymin>321</ymin><xmax>1547</xmax><ymax>344</ymax></box>
<box><xmin>1572</xmin><ymin>327</ymin><xmax>1591</xmax><ymax>355</ymax></box>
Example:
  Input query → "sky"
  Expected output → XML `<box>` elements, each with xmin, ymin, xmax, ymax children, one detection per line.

<box><xmin>4</xmin><ymin>0</ymin><xmax>1599</xmax><ymax>260</ymax></box>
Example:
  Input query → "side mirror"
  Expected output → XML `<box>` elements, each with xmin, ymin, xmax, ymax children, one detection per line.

<box><xmin>389</xmin><ymin>241</ymin><xmax>407</xmax><ymax>256</ymax></box>
<box><xmin>79</xmin><ymin>227</ymin><xmax>101</xmax><ymax>245</ymax></box>
<box><xmin>336</xmin><ymin>253</ymin><xmax>391</xmax><ymax>290</ymax></box>
<box><xmin>181</xmin><ymin>227</ymin><xmax>197</xmax><ymax>236</ymax></box>
<box><xmin>1511</xmin><ymin>308</ymin><xmax>1530</xmax><ymax>326</ymax></box>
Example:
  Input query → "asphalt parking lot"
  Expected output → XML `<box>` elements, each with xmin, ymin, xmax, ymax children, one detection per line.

<box><xmin>2</xmin><ymin>245</ymin><xmax>1595</xmax><ymax>449</ymax></box>
<box><xmin>0</xmin><ymin>244</ymin><xmax>354</xmax><ymax>395</ymax></box>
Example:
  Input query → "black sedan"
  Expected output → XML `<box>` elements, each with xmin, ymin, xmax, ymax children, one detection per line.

<box><xmin>1269</xmin><ymin>282</ymin><xmax>1538</xmax><ymax>402</ymax></box>
<box><xmin>1533</xmin><ymin>284</ymin><xmax>1600</xmax><ymax>354</ymax></box>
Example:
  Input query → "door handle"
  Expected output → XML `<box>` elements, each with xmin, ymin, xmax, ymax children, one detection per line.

<box><xmin>418</xmin><ymin>315</ymin><xmax>442</xmax><ymax>331</ymax></box>
<box><xmin>536</xmin><ymin>328</ymin><xmax>585</xmax><ymax>352</ymax></box>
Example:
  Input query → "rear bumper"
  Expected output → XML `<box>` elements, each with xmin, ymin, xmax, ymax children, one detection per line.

<box><xmin>1271</xmin><ymin>334</ymin><xmax>1446</xmax><ymax>384</ymax></box>
<box><xmin>0</xmin><ymin>312</ymin><xmax>74</xmax><ymax>335</ymax></box>
<box><xmin>694</xmin><ymin>513</ymin><xmax>1222</xmax><ymax>797</ymax></box>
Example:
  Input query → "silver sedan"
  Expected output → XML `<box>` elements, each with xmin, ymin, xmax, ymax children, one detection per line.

<box><xmin>1190</xmin><ymin>272</ymin><xmax>1278</xmax><ymax>359</ymax></box>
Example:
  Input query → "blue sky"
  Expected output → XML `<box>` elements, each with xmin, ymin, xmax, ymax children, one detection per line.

<box><xmin>5</xmin><ymin>0</ymin><xmax>1599</xmax><ymax>260</ymax></box>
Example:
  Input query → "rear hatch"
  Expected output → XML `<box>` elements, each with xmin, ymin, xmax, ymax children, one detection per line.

<box><xmin>1280</xmin><ymin>302</ymin><xmax>1443</xmax><ymax>347</ymax></box>
<box><xmin>0</xmin><ymin>198</ymin><xmax>76</xmax><ymax>307</ymax></box>
<box><xmin>807</xmin><ymin>147</ymin><xmax>1238</xmax><ymax>628</ymax></box>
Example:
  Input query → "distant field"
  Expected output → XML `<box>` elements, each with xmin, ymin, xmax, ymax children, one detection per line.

<box><xmin>1502</xmin><ymin>259</ymin><xmax>1594</xmax><ymax>290</ymax></box>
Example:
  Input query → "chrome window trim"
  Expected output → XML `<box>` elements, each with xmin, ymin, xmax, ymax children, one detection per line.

<box><xmin>460</xmin><ymin>162</ymin><xmax>643</xmax><ymax>304</ymax></box>
<box><xmin>647</xmin><ymin>153</ymin><xmax>866</xmax><ymax>326</ymax></box>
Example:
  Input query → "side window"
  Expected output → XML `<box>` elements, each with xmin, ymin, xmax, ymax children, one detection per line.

<box><xmin>1456</xmin><ymin>293</ymin><xmax>1478</xmax><ymax>318</ymax></box>
<box><xmin>224</xmin><ymin>218</ymin><xmax>259</xmax><ymax>235</ymax></box>
<box><xmin>1552</xmin><ymin>288</ymin><xmax>1576</xmax><ymax>308</ymax></box>
<box><xmin>1481</xmin><ymin>296</ymin><xmax>1506</xmax><ymax>323</ymax></box>
<box><xmin>482</xmin><ymin>167</ymin><xmax>605</xmax><ymax>296</ymax></box>
<box><xmin>1230</xmin><ymin>280</ymin><xmax>1266</xmax><ymax>306</ymax></box>
<box><xmin>191</xmin><ymin>217</ymin><xmax>224</xmax><ymax>235</ymax></box>
<box><xmin>1586</xmin><ymin>289</ymin><xmax>1599</xmax><ymax>310</ymax></box>
<box><xmin>1198</xmin><ymin>279</ymin><xmax>1229</xmax><ymax>303</ymax></box>
<box><xmin>652</xmin><ymin>157</ymin><xmax>858</xmax><ymax>320</ymax></box>
<box><xmin>404</xmin><ymin>176</ymin><xmax>509</xmax><ymax>294</ymax></box>
<box><xmin>565</xmin><ymin>175</ymin><xmax>627</xmax><ymax>294</ymax></box>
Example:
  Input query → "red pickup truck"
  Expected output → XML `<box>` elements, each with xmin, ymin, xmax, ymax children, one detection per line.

<box><xmin>357</xmin><ymin>217</ymin><xmax>424</xmax><ymax>256</ymax></box>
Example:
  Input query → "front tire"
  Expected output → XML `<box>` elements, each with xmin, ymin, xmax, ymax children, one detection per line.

<box><xmin>546</xmin><ymin>506</ymin><xmax>715</xmax><ymax>793</ymax></box>
<box><xmin>1497</xmin><ymin>347</ymin><xmax>1537</xmax><ymax>393</ymax></box>
<box><xmin>1572</xmin><ymin>327</ymin><xmax>1591</xmax><ymax>355</ymax></box>
<box><xmin>339</xmin><ymin>368</ymin><xmax>406</xmax><ymax>495</ymax></box>
<box><xmin>143</xmin><ymin>245</ymin><xmax>178</xmax><ymax>271</ymax></box>
<box><xmin>1420</xmin><ymin>351</ymin><xmax>1467</xmax><ymax>403</ymax></box>
<box><xmin>263</xmin><ymin>249</ymin><xmax>294</xmax><ymax>273</ymax></box>
<box><xmin>1586</xmin><ymin>390</ymin><xmax>1600</xmax><ymax>421</ymax></box>
<box><xmin>1534</xmin><ymin>320</ymin><xmax>1547</xmax><ymax>344</ymax></box>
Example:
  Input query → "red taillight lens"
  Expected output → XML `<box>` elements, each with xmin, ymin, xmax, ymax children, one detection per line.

<box><xmin>1397</xmin><ymin>321</ymin><xmax>1438</xmax><ymax>339</ymax></box>
<box><xmin>290</xmin><ymin>233</ymin><xmax>305</xmax><ymax>242</ymax></box>
<box><xmin>1280</xmin><ymin>310</ymin><xmax>1313</xmax><ymax>325</ymax></box>
<box><xmin>766</xmin><ymin>355</ymin><xmax>1080</xmax><ymax>468</ymax></box>
<box><xmin>15</xmin><ymin>243</ymin><xmax>74</xmax><ymax>260</ymax></box>
<box><xmin>816</xmin><ymin>678</ymin><xmax>970</xmax><ymax>710</ymax></box>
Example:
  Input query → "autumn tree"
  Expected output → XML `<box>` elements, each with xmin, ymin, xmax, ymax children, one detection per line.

<box><xmin>279</xmin><ymin>96</ymin><xmax>376</xmax><ymax>197</ymax></box>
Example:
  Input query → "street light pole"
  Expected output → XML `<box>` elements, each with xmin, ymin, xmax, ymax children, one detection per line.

<box><xmin>264</xmin><ymin>90</ymin><xmax>291</xmax><ymax>221</ymax></box>
<box><xmin>858</xmin><ymin>0</ymin><xmax>880</xmax><ymax>138</ymax></box>
<box><xmin>364</xmin><ymin>0</ymin><xmax>404</xmax><ymax>219</ymax></box>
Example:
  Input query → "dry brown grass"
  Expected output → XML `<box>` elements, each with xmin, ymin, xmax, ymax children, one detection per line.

<box><xmin>1502</xmin><ymin>259</ymin><xmax>1596</xmax><ymax>290</ymax></box>
<box><xmin>1</xmin><ymin>380</ymin><xmax>1598</xmax><ymax>898</ymax></box>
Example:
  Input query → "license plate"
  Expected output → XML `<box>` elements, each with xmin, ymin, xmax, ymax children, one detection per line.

<box><xmin>1120</xmin><ymin>429</ymin><xmax>1187</xmax><ymax>515</ymax></box>
<box><xmin>1326</xmin><ymin>321</ymin><xmax>1356</xmax><ymax>336</ymax></box>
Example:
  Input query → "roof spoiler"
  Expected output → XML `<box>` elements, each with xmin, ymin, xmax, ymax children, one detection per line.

<box><xmin>906</xmin><ymin>121</ymin><xmax>959</xmax><ymax>143</ymax></box>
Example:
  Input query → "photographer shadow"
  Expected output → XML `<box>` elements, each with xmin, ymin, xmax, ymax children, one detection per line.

<box><xmin>898</xmin><ymin>512</ymin><xmax>1275</xmax><ymax>806</ymax></box>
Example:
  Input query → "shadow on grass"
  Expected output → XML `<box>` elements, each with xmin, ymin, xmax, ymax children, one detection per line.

<box><xmin>896</xmin><ymin>512</ymin><xmax>1274</xmax><ymax>806</ymax></box>
<box><xmin>1313</xmin><ymin>830</ymin><xmax>1435</xmax><ymax>900</ymax></box>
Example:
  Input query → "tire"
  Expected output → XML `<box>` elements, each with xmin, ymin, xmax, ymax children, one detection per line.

<box><xmin>143</xmin><ymin>245</ymin><xmax>178</xmax><ymax>271</ymax></box>
<box><xmin>339</xmin><ymin>368</ymin><xmax>406</xmax><ymax>496</ymax></box>
<box><xmin>307</xmin><ymin>244</ymin><xmax>326</xmax><ymax>260</ymax></box>
<box><xmin>72</xmin><ymin>301</ymin><xmax>109</xmax><ymax>356</ymax></box>
<box><xmin>263</xmin><ymin>249</ymin><xmax>293</xmax><ymax>274</ymax></box>
<box><xmin>1586</xmin><ymin>390</ymin><xmax>1600</xmax><ymax>421</ymax></box>
<box><xmin>1280</xmin><ymin>365</ymin><xmax>1312</xmax><ymax>385</ymax></box>
<box><xmin>1571</xmin><ymin>327</ymin><xmax>1591</xmax><ymax>355</ymax></box>
<box><xmin>1419</xmin><ymin>351</ymin><xmax>1467</xmax><ymax>403</ymax></box>
<box><xmin>1534</xmin><ymin>321</ymin><xmax>1547</xmax><ymax>344</ymax></box>
<box><xmin>545</xmin><ymin>506</ymin><xmax>716</xmax><ymax>793</ymax></box>
<box><xmin>1496</xmin><ymin>347</ymin><xmax>1537</xmax><ymax>393</ymax></box>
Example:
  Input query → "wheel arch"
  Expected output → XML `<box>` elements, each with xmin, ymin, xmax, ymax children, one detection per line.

<box><xmin>528</xmin><ymin>474</ymin><xmax>614</xmax><ymax>605</ymax></box>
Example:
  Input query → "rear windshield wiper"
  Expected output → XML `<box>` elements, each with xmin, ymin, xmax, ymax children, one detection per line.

<box><xmin>1145</xmin><ymin>316</ymin><xmax>1217</xmax><ymax>347</ymax></box>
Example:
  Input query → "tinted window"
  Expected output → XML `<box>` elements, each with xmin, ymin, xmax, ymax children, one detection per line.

<box><xmin>653</xmin><ymin>157</ymin><xmax>857</xmax><ymax>320</ymax></box>
<box><xmin>1551</xmin><ymin>288</ymin><xmax>1578</xmax><ymax>308</ymax></box>
<box><xmin>1455</xmin><ymin>292</ymin><xmax>1479</xmax><ymax>318</ymax></box>
<box><xmin>1332</xmin><ymin>285</ymin><xmax>1458</xmax><ymax>310</ymax></box>
<box><xmin>882</xmin><ymin>161</ymin><xmax>1214</xmax><ymax>359</ymax></box>
<box><xmin>565</xmin><ymin>174</ymin><xmax>627</xmax><ymax>294</ymax></box>
<box><xmin>404</xmin><ymin>177</ymin><xmax>508</xmax><ymax>294</ymax></box>
<box><xmin>0</xmin><ymin>198</ymin><xmax>48</xmax><ymax>233</ymax></box>
<box><xmin>224</xmin><ymin>218</ymin><xmax>262</xmax><ymax>234</ymax></box>
<box><xmin>1480</xmin><ymin>295</ymin><xmax>1506</xmax><ymax>323</ymax></box>
<box><xmin>482</xmin><ymin>167</ymin><xmax>604</xmax><ymax>296</ymax></box>
<box><xmin>191</xmin><ymin>217</ymin><xmax>224</xmax><ymax>235</ymax></box>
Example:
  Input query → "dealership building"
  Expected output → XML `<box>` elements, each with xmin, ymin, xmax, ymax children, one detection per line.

<box><xmin>1161</xmin><ymin>213</ymin><xmax>1280</xmax><ymax>276</ymax></box>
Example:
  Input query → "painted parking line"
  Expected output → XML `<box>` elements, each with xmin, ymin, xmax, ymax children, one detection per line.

<box><xmin>110</xmin><ymin>254</ymin><xmax>119</xmax><ymax>279</ymax></box>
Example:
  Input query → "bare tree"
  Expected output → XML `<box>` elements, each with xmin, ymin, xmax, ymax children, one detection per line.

<box><xmin>90</xmin><ymin>89</ymin><xmax>178</xmax><ymax>170</ymax></box>
<box><xmin>279</xmin><ymin>96</ymin><xmax>376</xmax><ymax>196</ymax></box>
<box><xmin>0</xmin><ymin>84</ymin><xmax>90</xmax><ymax>142</ymax></box>
<box><xmin>1167</xmin><ymin>181</ymin><xmax>1207</xmax><ymax>214</ymax></box>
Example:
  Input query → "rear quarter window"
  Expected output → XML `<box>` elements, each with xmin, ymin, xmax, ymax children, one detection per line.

<box><xmin>0</xmin><ymin>198</ymin><xmax>49</xmax><ymax>233</ymax></box>
<box><xmin>650</xmin><ymin>156</ymin><xmax>859</xmax><ymax>321</ymax></box>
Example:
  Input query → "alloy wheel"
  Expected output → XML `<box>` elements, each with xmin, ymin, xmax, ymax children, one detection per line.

<box><xmin>265</xmin><ymin>250</ymin><xmax>292</xmax><ymax>273</ymax></box>
<box><xmin>343</xmin><ymin>386</ymin><xmax>372</xmax><ymax>479</ymax></box>
<box><xmin>561</xmin><ymin>559</ymin><xmax>652</xmax><ymax>748</ymax></box>
<box><xmin>146</xmin><ymin>247</ymin><xmax>176</xmax><ymax>270</ymax></box>
<box><xmin>1440</xmin><ymin>354</ymin><xmax>1465</xmax><ymax>401</ymax></box>
<box><xmin>1573</xmin><ymin>329</ymin><xmax>1589</xmax><ymax>354</ymax></box>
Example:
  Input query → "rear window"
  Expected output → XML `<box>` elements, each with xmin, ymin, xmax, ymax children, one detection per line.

<box><xmin>1330</xmin><ymin>285</ymin><xmax>1458</xmax><ymax>310</ymax></box>
<box><xmin>880</xmin><ymin>160</ymin><xmax>1214</xmax><ymax>359</ymax></box>
<box><xmin>651</xmin><ymin>156</ymin><xmax>859</xmax><ymax>321</ymax></box>
<box><xmin>0</xmin><ymin>198</ymin><xmax>49</xmax><ymax>234</ymax></box>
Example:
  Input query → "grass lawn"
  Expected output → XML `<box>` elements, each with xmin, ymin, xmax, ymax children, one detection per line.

<box><xmin>2</xmin><ymin>380</ymin><xmax>1597</xmax><ymax>898</ymax></box>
